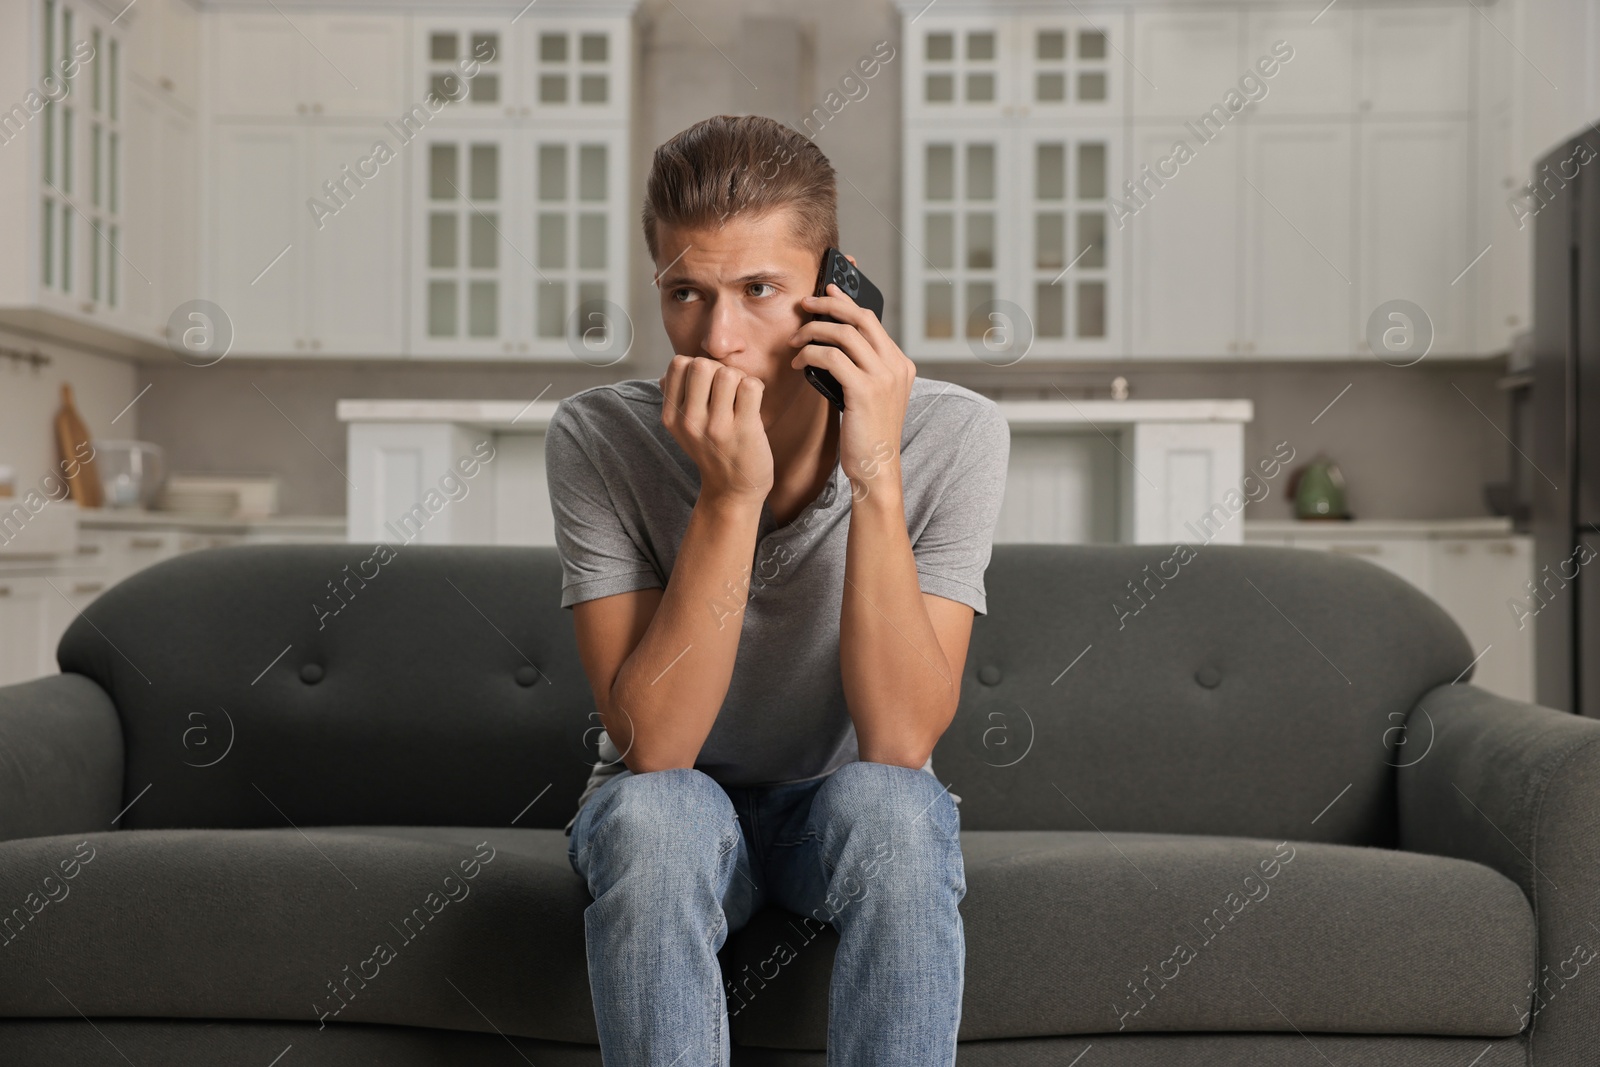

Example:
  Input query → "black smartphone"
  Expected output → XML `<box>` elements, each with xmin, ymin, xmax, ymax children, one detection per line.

<box><xmin>803</xmin><ymin>248</ymin><xmax>885</xmax><ymax>412</ymax></box>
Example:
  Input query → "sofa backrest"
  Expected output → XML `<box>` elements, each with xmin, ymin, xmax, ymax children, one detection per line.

<box><xmin>58</xmin><ymin>542</ymin><xmax>1472</xmax><ymax>845</ymax></box>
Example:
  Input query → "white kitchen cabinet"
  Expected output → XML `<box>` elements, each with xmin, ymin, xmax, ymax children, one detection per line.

<box><xmin>905</xmin><ymin>15</ymin><xmax>1013</xmax><ymax>123</ymax></box>
<box><xmin>1359</xmin><ymin>121</ymin><xmax>1473</xmax><ymax>357</ymax></box>
<box><xmin>413</xmin><ymin>18</ymin><xmax>521</xmax><ymax>121</ymax></box>
<box><xmin>1242</xmin><ymin>5</ymin><xmax>1354</xmax><ymax>116</ymax></box>
<box><xmin>306</xmin><ymin>127</ymin><xmax>407</xmax><ymax>355</ymax></box>
<box><xmin>314</xmin><ymin>15</ymin><xmax>410</xmax><ymax>118</ymax></box>
<box><xmin>1011</xmin><ymin>13</ymin><xmax>1123</xmax><ymax>118</ymax></box>
<box><xmin>1130</xmin><ymin>10</ymin><xmax>1242</xmax><ymax>120</ymax></box>
<box><xmin>517</xmin><ymin>18</ymin><xmax>631</xmax><ymax>126</ymax></box>
<box><xmin>1430</xmin><ymin>537</ymin><xmax>1535</xmax><ymax>702</ymax></box>
<box><xmin>1358</xmin><ymin>5</ymin><xmax>1472</xmax><ymax>115</ymax></box>
<box><xmin>124</xmin><ymin>0</ymin><xmax>199</xmax><ymax>112</ymax></box>
<box><xmin>902</xmin><ymin>9</ymin><xmax>1124</xmax><ymax>361</ymax></box>
<box><xmin>209</xmin><ymin>123</ymin><xmax>405</xmax><ymax>356</ymax></box>
<box><xmin>1129</xmin><ymin>123</ymin><xmax>1239</xmax><ymax>357</ymax></box>
<box><xmin>209</xmin><ymin>123</ymin><xmax>302</xmax><ymax>352</ymax></box>
<box><xmin>1242</xmin><ymin>123</ymin><xmax>1355</xmax><ymax>356</ymax></box>
<box><xmin>209</xmin><ymin>11</ymin><xmax>407</xmax><ymax>119</ymax></box>
<box><xmin>0</xmin><ymin>577</ymin><xmax>51</xmax><ymax>687</ymax></box>
<box><xmin>206</xmin><ymin>13</ymin><xmax>302</xmax><ymax>119</ymax></box>
<box><xmin>522</xmin><ymin>127</ymin><xmax>631</xmax><ymax>359</ymax></box>
<box><xmin>905</xmin><ymin>124</ymin><xmax>1124</xmax><ymax>361</ymax></box>
<box><xmin>904</xmin><ymin>126</ymin><xmax>1011</xmax><ymax>357</ymax></box>
<box><xmin>409</xmin><ymin>125</ymin><xmax>630</xmax><ymax>360</ymax></box>
<box><xmin>124</xmin><ymin>80</ymin><xmax>197</xmax><ymax>342</ymax></box>
<box><xmin>33</xmin><ymin>0</ymin><xmax>129</xmax><ymax>328</ymax></box>
<box><xmin>410</xmin><ymin>127</ymin><xmax>516</xmax><ymax>356</ymax></box>
<box><xmin>411</xmin><ymin>16</ymin><xmax>631</xmax><ymax>125</ymax></box>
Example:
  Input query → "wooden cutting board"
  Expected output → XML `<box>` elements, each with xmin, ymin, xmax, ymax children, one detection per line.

<box><xmin>54</xmin><ymin>382</ymin><xmax>103</xmax><ymax>508</ymax></box>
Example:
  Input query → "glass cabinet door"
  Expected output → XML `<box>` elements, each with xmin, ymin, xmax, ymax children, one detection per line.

<box><xmin>524</xmin><ymin>128</ymin><xmax>629</xmax><ymax>361</ymax></box>
<box><xmin>905</xmin><ymin>17</ymin><xmax>1010</xmax><ymax>120</ymax></box>
<box><xmin>415</xmin><ymin>132</ymin><xmax>512</xmax><ymax>354</ymax></box>
<box><xmin>40</xmin><ymin>0</ymin><xmax>77</xmax><ymax>300</ymax></box>
<box><xmin>1018</xmin><ymin>128</ymin><xmax>1120</xmax><ymax>355</ymax></box>
<box><xmin>903</xmin><ymin>128</ymin><xmax>1011</xmax><ymax>359</ymax></box>
<box><xmin>1013</xmin><ymin>14</ymin><xmax>1122</xmax><ymax>116</ymax></box>
<box><xmin>414</xmin><ymin>20</ymin><xmax>516</xmax><ymax>119</ymax></box>
<box><xmin>86</xmin><ymin>26</ymin><xmax>122</xmax><ymax>312</ymax></box>
<box><xmin>516</xmin><ymin>19</ymin><xmax>630</xmax><ymax>125</ymax></box>
<box><xmin>39</xmin><ymin>0</ymin><xmax>124</xmax><ymax>317</ymax></box>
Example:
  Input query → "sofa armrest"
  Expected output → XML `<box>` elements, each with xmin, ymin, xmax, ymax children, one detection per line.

<box><xmin>1398</xmin><ymin>681</ymin><xmax>1600</xmax><ymax>1057</ymax></box>
<box><xmin>0</xmin><ymin>673</ymin><xmax>124</xmax><ymax>842</ymax></box>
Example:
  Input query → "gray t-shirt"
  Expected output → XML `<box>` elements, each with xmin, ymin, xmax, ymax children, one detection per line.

<box><xmin>546</xmin><ymin>375</ymin><xmax>1010</xmax><ymax>834</ymax></box>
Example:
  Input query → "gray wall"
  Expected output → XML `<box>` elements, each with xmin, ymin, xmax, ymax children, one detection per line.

<box><xmin>133</xmin><ymin>0</ymin><xmax>1514</xmax><ymax>525</ymax></box>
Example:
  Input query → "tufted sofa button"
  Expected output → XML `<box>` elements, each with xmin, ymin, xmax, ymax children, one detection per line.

<box><xmin>300</xmin><ymin>663</ymin><xmax>324</xmax><ymax>684</ymax></box>
<box><xmin>978</xmin><ymin>665</ymin><xmax>1002</xmax><ymax>686</ymax></box>
<box><xmin>1195</xmin><ymin>665</ymin><xmax>1221</xmax><ymax>689</ymax></box>
<box><xmin>514</xmin><ymin>665</ymin><xmax>539</xmax><ymax>687</ymax></box>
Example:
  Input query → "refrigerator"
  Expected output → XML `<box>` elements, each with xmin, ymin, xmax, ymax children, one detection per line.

<box><xmin>1530</xmin><ymin>122</ymin><xmax>1600</xmax><ymax>717</ymax></box>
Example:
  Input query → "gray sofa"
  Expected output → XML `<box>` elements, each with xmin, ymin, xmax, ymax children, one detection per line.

<box><xmin>0</xmin><ymin>541</ymin><xmax>1595</xmax><ymax>1065</ymax></box>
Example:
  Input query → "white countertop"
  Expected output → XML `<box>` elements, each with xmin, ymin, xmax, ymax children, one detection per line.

<box><xmin>335</xmin><ymin>396</ymin><xmax>1255</xmax><ymax>428</ymax></box>
<box><xmin>74</xmin><ymin>508</ymin><xmax>346</xmax><ymax>532</ymax></box>
<box><xmin>1244</xmin><ymin>516</ymin><xmax>1516</xmax><ymax>538</ymax></box>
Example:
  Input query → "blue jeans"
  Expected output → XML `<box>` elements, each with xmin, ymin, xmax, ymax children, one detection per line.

<box><xmin>567</xmin><ymin>761</ymin><xmax>967</xmax><ymax>1066</ymax></box>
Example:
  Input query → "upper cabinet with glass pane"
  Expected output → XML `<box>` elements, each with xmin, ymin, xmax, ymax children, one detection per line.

<box><xmin>899</xmin><ymin>5</ymin><xmax>1126</xmax><ymax>360</ymax></box>
<box><xmin>414</xmin><ymin>19</ymin><xmax>519</xmax><ymax>119</ymax></box>
<box><xmin>906</xmin><ymin>13</ymin><xmax>1121</xmax><ymax>119</ymax></box>
<box><xmin>414</xmin><ymin>16</ymin><xmax>630</xmax><ymax>125</ymax></box>
<box><xmin>407</xmin><ymin>12</ymin><xmax>634</xmax><ymax>360</ymax></box>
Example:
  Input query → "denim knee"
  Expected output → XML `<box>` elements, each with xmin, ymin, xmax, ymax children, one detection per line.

<box><xmin>582</xmin><ymin>767</ymin><xmax>739</xmax><ymax>871</ymax></box>
<box><xmin>811</xmin><ymin>761</ymin><xmax>964</xmax><ymax>895</ymax></box>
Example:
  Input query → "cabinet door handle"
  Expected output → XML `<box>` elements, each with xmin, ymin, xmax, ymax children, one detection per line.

<box><xmin>297</xmin><ymin>103</ymin><xmax>308</xmax><ymax>114</ymax></box>
<box><xmin>1489</xmin><ymin>542</ymin><xmax>1516</xmax><ymax>555</ymax></box>
<box><xmin>130</xmin><ymin>536</ymin><xmax>166</xmax><ymax>549</ymax></box>
<box><xmin>1442</xmin><ymin>543</ymin><xmax>1469</xmax><ymax>554</ymax></box>
<box><xmin>313</xmin><ymin>102</ymin><xmax>323</xmax><ymax>113</ymax></box>
<box><xmin>1328</xmin><ymin>543</ymin><xmax>1382</xmax><ymax>556</ymax></box>
<box><xmin>295</xmin><ymin>339</ymin><xmax>306</xmax><ymax>349</ymax></box>
<box><xmin>1227</xmin><ymin>341</ymin><xmax>1239</xmax><ymax>353</ymax></box>
<box><xmin>76</xmin><ymin>543</ymin><xmax>102</xmax><ymax>555</ymax></box>
<box><xmin>71</xmin><ymin>582</ymin><xmax>105</xmax><ymax>595</ymax></box>
<box><xmin>0</xmin><ymin>586</ymin><xmax>10</xmax><ymax>597</ymax></box>
<box><xmin>159</xmin><ymin>76</ymin><xmax>174</xmax><ymax>91</ymax></box>
<box><xmin>311</xmin><ymin>339</ymin><xmax>322</xmax><ymax>350</ymax></box>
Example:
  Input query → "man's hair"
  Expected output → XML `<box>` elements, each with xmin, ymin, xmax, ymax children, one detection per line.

<box><xmin>642</xmin><ymin>114</ymin><xmax>839</xmax><ymax>268</ymax></box>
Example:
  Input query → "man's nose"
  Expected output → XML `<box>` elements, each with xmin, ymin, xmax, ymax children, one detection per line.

<box><xmin>699</xmin><ymin>299</ymin><xmax>745</xmax><ymax>360</ymax></box>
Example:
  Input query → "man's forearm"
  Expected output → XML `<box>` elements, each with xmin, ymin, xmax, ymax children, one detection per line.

<box><xmin>607</xmin><ymin>493</ymin><xmax>761</xmax><ymax>773</ymax></box>
<box><xmin>840</xmin><ymin>479</ymin><xmax>958</xmax><ymax>767</ymax></box>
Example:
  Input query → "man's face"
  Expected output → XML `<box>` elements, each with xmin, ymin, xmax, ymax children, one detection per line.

<box><xmin>653</xmin><ymin>208</ymin><xmax>822</xmax><ymax>409</ymax></box>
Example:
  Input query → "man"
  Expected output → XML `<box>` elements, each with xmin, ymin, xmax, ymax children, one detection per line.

<box><xmin>548</xmin><ymin>113</ymin><xmax>1009</xmax><ymax>1066</ymax></box>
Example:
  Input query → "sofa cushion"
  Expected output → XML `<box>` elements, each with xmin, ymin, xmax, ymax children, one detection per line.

<box><xmin>727</xmin><ymin>831</ymin><xmax>1535</xmax><ymax>1047</ymax></box>
<box><xmin>0</xmin><ymin>826</ymin><xmax>1533</xmax><ymax>1047</ymax></box>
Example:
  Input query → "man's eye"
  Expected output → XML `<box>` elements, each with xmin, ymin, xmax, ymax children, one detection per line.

<box><xmin>749</xmin><ymin>283</ymin><xmax>775</xmax><ymax>298</ymax></box>
<box><xmin>671</xmin><ymin>288</ymin><xmax>698</xmax><ymax>303</ymax></box>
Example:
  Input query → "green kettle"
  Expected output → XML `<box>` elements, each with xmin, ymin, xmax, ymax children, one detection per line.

<box><xmin>1288</xmin><ymin>454</ymin><xmax>1351</xmax><ymax>520</ymax></box>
